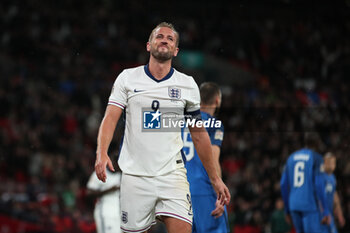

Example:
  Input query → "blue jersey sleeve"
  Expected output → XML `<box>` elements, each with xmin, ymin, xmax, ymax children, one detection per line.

<box><xmin>280</xmin><ymin>166</ymin><xmax>290</xmax><ymax>214</ymax></box>
<box><xmin>209</xmin><ymin>124</ymin><xmax>224</xmax><ymax>147</ymax></box>
<box><xmin>313</xmin><ymin>153</ymin><xmax>330</xmax><ymax>217</ymax></box>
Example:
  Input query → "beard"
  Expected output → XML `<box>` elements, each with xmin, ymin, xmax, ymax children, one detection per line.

<box><xmin>150</xmin><ymin>46</ymin><xmax>173</xmax><ymax>62</ymax></box>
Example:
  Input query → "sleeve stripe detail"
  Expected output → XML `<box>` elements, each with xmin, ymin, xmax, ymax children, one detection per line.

<box><xmin>108</xmin><ymin>101</ymin><xmax>125</xmax><ymax>109</ymax></box>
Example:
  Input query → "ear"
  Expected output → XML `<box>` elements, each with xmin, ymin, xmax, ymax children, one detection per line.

<box><xmin>173</xmin><ymin>47</ymin><xmax>179</xmax><ymax>57</ymax></box>
<box><xmin>215</xmin><ymin>94</ymin><xmax>221</xmax><ymax>107</ymax></box>
<box><xmin>146</xmin><ymin>42</ymin><xmax>151</xmax><ymax>52</ymax></box>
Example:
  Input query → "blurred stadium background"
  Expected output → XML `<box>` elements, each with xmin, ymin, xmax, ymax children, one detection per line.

<box><xmin>1</xmin><ymin>0</ymin><xmax>350</xmax><ymax>232</ymax></box>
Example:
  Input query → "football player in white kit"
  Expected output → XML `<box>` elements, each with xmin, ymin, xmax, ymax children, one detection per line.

<box><xmin>87</xmin><ymin>163</ymin><xmax>122</xmax><ymax>233</ymax></box>
<box><xmin>94</xmin><ymin>22</ymin><xmax>231</xmax><ymax>233</ymax></box>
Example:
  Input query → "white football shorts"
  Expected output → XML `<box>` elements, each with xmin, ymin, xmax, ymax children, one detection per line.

<box><xmin>120</xmin><ymin>167</ymin><xmax>193</xmax><ymax>233</ymax></box>
<box><xmin>94</xmin><ymin>213</ymin><xmax>122</xmax><ymax>233</ymax></box>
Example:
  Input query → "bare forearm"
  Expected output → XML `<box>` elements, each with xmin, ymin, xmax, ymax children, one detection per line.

<box><xmin>212</xmin><ymin>145</ymin><xmax>222</xmax><ymax>178</ymax></box>
<box><xmin>334</xmin><ymin>204</ymin><xmax>343</xmax><ymax>220</ymax></box>
<box><xmin>334</xmin><ymin>192</ymin><xmax>344</xmax><ymax>221</ymax></box>
<box><xmin>96</xmin><ymin>106</ymin><xmax>121</xmax><ymax>156</ymax></box>
<box><xmin>190</xmin><ymin>128</ymin><xmax>219</xmax><ymax>182</ymax></box>
<box><xmin>97</xmin><ymin>115</ymin><xmax>117</xmax><ymax>155</ymax></box>
<box><xmin>216</xmin><ymin>160</ymin><xmax>222</xmax><ymax>178</ymax></box>
<box><xmin>95</xmin><ymin>106</ymin><xmax>122</xmax><ymax>182</ymax></box>
<box><xmin>190</xmin><ymin>126</ymin><xmax>231</xmax><ymax>204</ymax></box>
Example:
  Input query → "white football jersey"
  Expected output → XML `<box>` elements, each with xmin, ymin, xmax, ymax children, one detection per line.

<box><xmin>87</xmin><ymin>170</ymin><xmax>121</xmax><ymax>218</ymax></box>
<box><xmin>108</xmin><ymin>65</ymin><xmax>200</xmax><ymax>176</ymax></box>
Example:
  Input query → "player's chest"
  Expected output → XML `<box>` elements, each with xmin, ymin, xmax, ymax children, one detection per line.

<box><xmin>325</xmin><ymin>177</ymin><xmax>336</xmax><ymax>193</ymax></box>
<box><xmin>325</xmin><ymin>181</ymin><xmax>335</xmax><ymax>193</ymax></box>
<box><xmin>127</xmin><ymin>84</ymin><xmax>186</xmax><ymax>109</ymax></box>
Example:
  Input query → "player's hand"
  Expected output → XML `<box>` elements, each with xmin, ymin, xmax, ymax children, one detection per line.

<box><xmin>211</xmin><ymin>199</ymin><xmax>225</xmax><ymax>219</ymax></box>
<box><xmin>321</xmin><ymin>215</ymin><xmax>331</xmax><ymax>225</ymax></box>
<box><xmin>95</xmin><ymin>153</ymin><xmax>115</xmax><ymax>182</ymax></box>
<box><xmin>211</xmin><ymin>177</ymin><xmax>231</xmax><ymax>206</ymax></box>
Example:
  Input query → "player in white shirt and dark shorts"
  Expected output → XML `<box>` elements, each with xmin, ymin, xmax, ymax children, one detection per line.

<box><xmin>94</xmin><ymin>22</ymin><xmax>231</xmax><ymax>233</ymax></box>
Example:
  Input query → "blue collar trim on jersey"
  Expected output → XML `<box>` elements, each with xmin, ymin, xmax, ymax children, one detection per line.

<box><xmin>144</xmin><ymin>64</ymin><xmax>174</xmax><ymax>83</ymax></box>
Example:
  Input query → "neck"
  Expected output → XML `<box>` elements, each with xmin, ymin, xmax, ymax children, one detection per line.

<box><xmin>148</xmin><ymin>57</ymin><xmax>172</xmax><ymax>80</ymax></box>
<box><xmin>200</xmin><ymin>105</ymin><xmax>216</xmax><ymax>116</ymax></box>
<box><xmin>325</xmin><ymin>170</ymin><xmax>332</xmax><ymax>175</ymax></box>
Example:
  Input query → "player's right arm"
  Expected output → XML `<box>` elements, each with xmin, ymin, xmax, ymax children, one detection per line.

<box><xmin>315</xmin><ymin>174</ymin><xmax>331</xmax><ymax>224</ymax></box>
<box><xmin>314</xmin><ymin>154</ymin><xmax>331</xmax><ymax>224</ymax></box>
<box><xmin>95</xmin><ymin>105</ymin><xmax>123</xmax><ymax>182</ymax></box>
<box><xmin>333</xmin><ymin>191</ymin><xmax>346</xmax><ymax>227</ymax></box>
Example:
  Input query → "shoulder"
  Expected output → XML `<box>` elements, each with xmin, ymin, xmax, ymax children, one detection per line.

<box><xmin>331</xmin><ymin>174</ymin><xmax>336</xmax><ymax>181</ymax></box>
<box><xmin>200</xmin><ymin>111</ymin><xmax>210</xmax><ymax>120</ymax></box>
<box><xmin>173</xmin><ymin>68</ymin><xmax>192</xmax><ymax>79</ymax></box>
<box><xmin>288</xmin><ymin>150</ymin><xmax>298</xmax><ymax>160</ymax></box>
<box><xmin>121</xmin><ymin>65</ymin><xmax>144</xmax><ymax>77</ymax></box>
<box><xmin>312</xmin><ymin>151</ymin><xmax>323</xmax><ymax>162</ymax></box>
<box><xmin>173</xmin><ymin>68</ymin><xmax>197</xmax><ymax>86</ymax></box>
<box><xmin>202</xmin><ymin>112</ymin><xmax>224</xmax><ymax>130</ymax></box>
<box><xmin>115</xmin><ymin>65</ymin><xmax>144</xmax><ymax>80</ymax></box>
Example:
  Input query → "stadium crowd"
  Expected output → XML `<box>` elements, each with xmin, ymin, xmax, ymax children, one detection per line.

<box><xmin>1</xmin><ymin>0</ymin><xmax>349</xmax><ymax>232</ymax></box>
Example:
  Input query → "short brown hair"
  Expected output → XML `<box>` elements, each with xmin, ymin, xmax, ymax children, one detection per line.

<box><xmin>200</xmin><ymin>82</ymin><xmax>221</xmax><ymax>105</ymax></box>
<box><xmin>148</xmin><ymin>22</ymin><xmax>179</xmax><ymax>47</ymax></box>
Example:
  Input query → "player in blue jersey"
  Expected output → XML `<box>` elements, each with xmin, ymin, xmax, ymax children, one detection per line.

<box><xmin>322</xmin><ymin>152</ymin><xmax>345</xmax><ymax>233</ymax></box>
<box><xmin>280</xmin><ymin>133</ymin><xmax>331</xmax><ymax>233</ymax></box>
<box><xmin>182</xmin><ymin>82</ymin><xmax>229</xmax><ymax>233</ymax></box>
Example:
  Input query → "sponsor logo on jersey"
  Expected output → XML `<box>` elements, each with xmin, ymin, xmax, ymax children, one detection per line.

<box><xmin>214</xmin><ymin>129</ymin><xmax>224</xmax><ymax>141</ymax></box>
<box><xmin>143</xmin><ymin>110</ymin><xmax>162</xmax><ymax>129</ymax></box>
<box><xmin>168</xmin><ymin>87</ymin><xmax>181</xmax><ymax>99</ymax></box>
<box><xmin>122</xmin><ymin>211</ymin><xmax>128</xmax><ymax>223</ymax></box>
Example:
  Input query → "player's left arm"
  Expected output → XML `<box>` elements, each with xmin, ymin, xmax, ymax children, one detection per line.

<box><xmin>280</xmin><ymin>167</ymin><xmax>290</xmax><ymax>214</ymax></box>
<box><xmin>212</xmin><ymin>145</ymin><xmax>222</xmax><ymax>178</ymax></box>
<box><xmin>333</xmin><ymin>191</ymin><xmax>346</xmax><ymax>227</ymax></box>
<box><xmin>314</xmin><ymin>157</ymin><xmax>331</xmax><ymax>225</ymax></box>
<box><xmin>189</xmin><ymin>125</ymin><xmax>230</xmax><ymax>205</ymax></box>
<box><xmin>210</xmin><ymin>144</ymin><xmax>225</xmax><ymax>218</ymax></box>
<box><xmin>211</xmin><ymin>124</ymin><xmax>224</xmax><ymax>178</ymax></box>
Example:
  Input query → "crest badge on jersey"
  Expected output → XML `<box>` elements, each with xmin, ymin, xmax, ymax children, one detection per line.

<box><xmin>168</xmin><ymin>87</ymin><xmax>181</xmax><ymax>99</ymax></box>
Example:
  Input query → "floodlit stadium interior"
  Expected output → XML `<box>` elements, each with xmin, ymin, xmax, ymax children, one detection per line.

<box><xmin>1</xmin><ymin>0</ymin><xmax>350</xmax><ymax>232</ymax></box>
